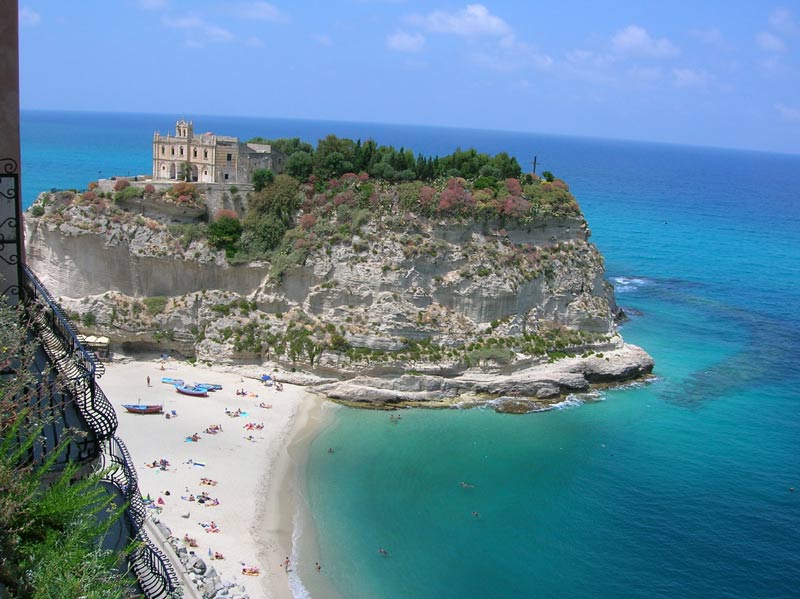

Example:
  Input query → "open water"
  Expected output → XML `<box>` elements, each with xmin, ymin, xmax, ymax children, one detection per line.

<box><xmin>21</xmin><ymin>110</ymin><xmax>800</xmax><ymax>599</ymax></box>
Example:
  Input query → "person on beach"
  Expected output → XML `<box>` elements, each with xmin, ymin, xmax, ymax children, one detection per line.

<box><xmin>147</xmin><ymin>375</ymin><xmax>150</xmax><ymax>387</ymax></box>
<box><xmin>316</xmin><ymin>562</ymin><xmax>321</xmax><ymax>572</ymax></box>
<box><xmin>282</xmin><ymin>556</ymin><xmax>290</xmax><ymax>572</ymax></box>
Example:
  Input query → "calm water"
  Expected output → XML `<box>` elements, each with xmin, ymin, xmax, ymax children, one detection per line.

<box><xmin>21</xmin><ymin>111</ymin><xmax>800</xmax><ymax>599</ymax></box>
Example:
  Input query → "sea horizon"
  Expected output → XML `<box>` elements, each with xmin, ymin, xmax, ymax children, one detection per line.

<box><xmin>20</xmin><ymin>110</ymin><xmax>800</xmax><ymax>598</ymax></box>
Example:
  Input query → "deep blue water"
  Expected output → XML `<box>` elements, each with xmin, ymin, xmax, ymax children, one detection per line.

<box><xmin>21</xmin><ymin>110</ymin><xmax>800</xmax><ymax>599</ymax></box>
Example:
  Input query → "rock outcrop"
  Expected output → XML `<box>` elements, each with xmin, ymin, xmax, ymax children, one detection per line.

<box><xmin>24</xmin><ymin>183</ymin><xmax>653</xmax><ymax>407</ymax></box>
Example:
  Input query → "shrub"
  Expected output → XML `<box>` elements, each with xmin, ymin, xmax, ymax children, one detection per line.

<box><xmin>83</xmin><ymin>191</ymin><xmax>97</xmax><ymax>202</ymax></box>
<box><xmin>113</xmin><ymin>179</ymin><xmax>129</xmax><ymax>192</ymax></box>
<box><xmin>144</xmin><ymin>183</ymin><xmax>156</xmax><ymax>194</ymax></box>
<box><xmin>229</xmin><ymin>185</ymin><xmax>239</xmax><ymax>195</ymax></box>
<box><xmin>113</xmin><ymin>186</ymin><xmax>143</xmax><ymax>202</ymax></box>
<box><xmin>142</xmin><ymin>296</ymin><xmax>168</xmax><ymax>315</ymax></box>
<box><xmin>252</xmin><ymin>169</ymin><xmax>274</xmax><ymax>192</ymax></box>
<box><xmin>30</xmin><ymin>204</ymin><xmax>45</xmax><ymax>217</ymax></box>
<box><xmin>208</xmin><ymin>216</ymin><xmax>243</xmax><ymax>252</ymax></box>
<box><xmin>214</xmin><ymin>208</ymin><xmax>239</xmax><ymax>221</ymax></box>
<box><xmin>299</xmin><ymin>213</ymin><xmax>317</xmax><ymax>229</ymax></box>
<box><xmin>171</xmin><ymin>182</ymin><xmax>196</xmax><ymax>197</ymax></box>
<box><xmin>87</xmin><ymin>181</ymin><xmax>98</xmax><ymax>190</ymax></box>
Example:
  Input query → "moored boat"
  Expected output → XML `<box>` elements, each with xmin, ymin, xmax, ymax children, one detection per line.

<box><xmin>122</xmin><ymin>404</ymin><xmax>163</xmax><ymax>414</ymax></box>
<box><xmin>175</xmin><ymin>384</ymin><xmax>209</xmax><ymax>397</ymax></box>
<box><xmin>161</xmin><ymin>377</ymin><xmax>184</xmax><ymax>386</ymax></box>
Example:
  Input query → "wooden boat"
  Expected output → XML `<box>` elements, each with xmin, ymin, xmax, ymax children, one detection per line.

<box><xmin>175</xmin><ymin>384</ymin><xmax>209</xmax><ymax>397</ymax></box>
<box><xmin>122</xmin><ymin>404</ymin><xmax>163</xmax><ymax>414</ymax></box>
<box><xmin>161</xmin><ymin>377</ymin><xmax>184</xmax><ymax>386</ymax></box>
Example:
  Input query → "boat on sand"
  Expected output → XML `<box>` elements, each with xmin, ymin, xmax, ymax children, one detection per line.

<box><xmin>175</xmin><ymin>384</ymin><xmax>209</xmax><ymax>397</ymax></box>
<box><xmin>122</xmin><ymin>404</ymin><xmax>163</xmax><ymax>414</ymax></box>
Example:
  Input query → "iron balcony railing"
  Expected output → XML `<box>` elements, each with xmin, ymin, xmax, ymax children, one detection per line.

<box><xmin>102</xmin><ymin>436</ymin><xmax>182</xmax><ymax>599</ymax></box>
<box><xmin>19</xmin><ymin>265</ymin><xmax>182</xmax><ymax>598</ymax></box>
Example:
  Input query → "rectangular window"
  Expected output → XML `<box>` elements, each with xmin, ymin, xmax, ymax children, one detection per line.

<box><xmin>224</xmin><ymin>173</ymin><xmax>229</xmax><ymax>180</ymax></box>
<box><xmin>180</xmin><ymin>147</ymin><xmax>184</xmax><ymax>156</ymax></box>
<box><xmin>193</xmin><ymin>149</ymin><xmax>197</xmax><ymax>158</ymax></box>
<box><xmin>226</xmin><ymin>153</ymin><xmax>232</xmax><ymax>162</ymax></box>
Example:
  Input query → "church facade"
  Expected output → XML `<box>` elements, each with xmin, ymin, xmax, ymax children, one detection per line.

<box><xmin>152</xmin><ymin>120</ymin><xmax>285</xmax><ymax>184</ymax></box>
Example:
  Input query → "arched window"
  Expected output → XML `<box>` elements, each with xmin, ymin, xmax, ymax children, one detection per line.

<box><xmin>161</xmin><ymin>146</ymin><xmax>165</xmax><ymax>155</ymax></box>
<box><xmin>193</xmin><ymin>149</ymin><xmax>197</xmax><ymax>158</ymax></box>
<box><xmin>180</xmin><ymin>147</ymin><xmax>184</xmax><ymax>156</ymax></box>
<box><xmin>204</xmin><ymin>150</ymin><xmax>208</xmax><ymax>159</ymax></box>
<box><xmin>161</xmin><ymin>164</ymin><xmax>166</xmax><ymax>170</ymax></box>
<box><xmin>171</xmin><ymin>148</ymin><xmax>175</xmax><ymax>156</ymax></box>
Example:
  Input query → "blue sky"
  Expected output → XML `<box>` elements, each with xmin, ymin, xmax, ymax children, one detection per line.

<box><xmin>18</xmin><ymin>1</ymin><xmax>800</xmax><ymax>154</ymax></box>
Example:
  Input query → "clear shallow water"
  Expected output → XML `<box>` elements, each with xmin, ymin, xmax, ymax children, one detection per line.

<box><xmin>21</xmin><ymin>111</ymin><xmax>800</xmax><ymax>599</ymax></box>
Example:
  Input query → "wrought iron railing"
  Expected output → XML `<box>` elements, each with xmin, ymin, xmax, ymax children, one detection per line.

<box><xmin>19</xmin><ymin>266</ymin><xmax>181</xmax><ymax>597</ymax></box>
<box><xmin>102</xmin><ymin>437</ymin><xmax>182</xmax><ymax>598</ymax></box>
<box><xmin>21</xmin><ymin>265</ymin><xmax>116</xmax><ymax>443</ymax></box>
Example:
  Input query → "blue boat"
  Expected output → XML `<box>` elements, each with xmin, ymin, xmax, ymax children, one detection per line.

<box><xmin>161</xmin><ymin>377</ymin><xmax>184</xmax><ymax>386</ymax></box>
<box><xmin>193</xmin><ymin>383</ymin><xmax>223</xmax><ymax>391</ymax></box>
<box><xmin>122</xmin><ymin>403</ymin><xmax>163</xmax><ymax>414</ymax></box>
<box><xmin>175</xmin><ymin>384</ymin><xmax>209</xmax><ymax>397</ymax></box>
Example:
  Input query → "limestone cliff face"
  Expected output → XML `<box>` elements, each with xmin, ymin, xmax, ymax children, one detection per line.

<box><xmin>24</xmin><ymin>187</ymin><xmax>652</xmax><ymax>405</ymax></box>
<box><xmin>26</xmin><ymin>222</ymin><xmax>263</xmax><ymax>298</ymax></box>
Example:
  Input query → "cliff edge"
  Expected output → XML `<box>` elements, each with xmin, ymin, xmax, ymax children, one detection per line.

<box><xmin>24</xmin><ymin>172</ymin><xmax>653</xmax><ymax>410</ymax></box>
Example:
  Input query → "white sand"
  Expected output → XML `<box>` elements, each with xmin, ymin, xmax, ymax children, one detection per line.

<box><xmin>103</xmin><ymin>358</ymin><xmax>320</xmax><ymax>599</ymax></box>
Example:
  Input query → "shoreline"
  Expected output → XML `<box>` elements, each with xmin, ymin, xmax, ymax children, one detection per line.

<box><xmin>103</xmin><ymin>357</ymin><xmax>323</xmax><ymax>599</ymax></box>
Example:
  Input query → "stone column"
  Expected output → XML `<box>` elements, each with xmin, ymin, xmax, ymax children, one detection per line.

<box><xmin>0</xmin><ymin>2</ymin><xmax>22</xmax><ymax>303</ymax></box>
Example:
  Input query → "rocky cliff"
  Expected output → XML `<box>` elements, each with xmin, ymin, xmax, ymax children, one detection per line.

<box><xmin>24</xmin><ymin>180</ymin><xmax>653</xmax><ymax>409</ymax></box>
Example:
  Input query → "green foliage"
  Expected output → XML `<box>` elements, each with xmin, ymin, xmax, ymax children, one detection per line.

<box><xmin>252</xmin><ymin>168</ymin><xmax>275</xmax><ymax>192</ymax></box>
<box><xmin>0</xmin><ymin>301</ymin><xmax>128</xmax><ymax>598</ymax></box>
<box><xmin>112</xmin><ymin>185</ymin><xmax>143</xmax><ymax>202</ymax></box>
<box><xmin>208</xmin><ymin>215</ymin><xmax>243</xmax><ymax>252</ymax></box>
<box><xmin>286</xmin><ymin>150</ymin><xmax>314</xmax><ymax>180</ymax></box>
<box><xmin>143</xmin><ymin>296</ymin><xmax>168</xmax><ymax>315</ymax></box>
<box><xmin>82</xmin><ymin>312</ymin><xmax>96</xmax><ymax>327</ymax></box>
<box><xmin>466</xmin><ymin>346</ymin><xmax>515</xmax><ymax>365</ymax></box>
<box><xmin>541</xmin><ymin>171</ymin><xmax>555</xmax><ymax>182</ymax></box>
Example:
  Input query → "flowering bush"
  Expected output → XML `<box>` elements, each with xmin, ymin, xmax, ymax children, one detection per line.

<box><xmin>113</xmin><ymin>179</ymin><xmax>130</xmax><ymax>192</ymax></box>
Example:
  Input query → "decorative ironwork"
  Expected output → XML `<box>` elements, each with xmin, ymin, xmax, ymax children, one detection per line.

<box><xmin>0</xmin><ymin>157</ymin><xmax>22</xmax><ymax>300</ymax></box>
<box><xmin>102</xmin><ymin>437</ymin><xmax>182</xmax><ymax>598</ymax></box>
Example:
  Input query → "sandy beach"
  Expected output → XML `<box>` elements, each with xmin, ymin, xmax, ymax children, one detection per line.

<box><xmin>103</xmin><ymin>357</ymin><xmax>322</xmax><ymax>599</ymax></box>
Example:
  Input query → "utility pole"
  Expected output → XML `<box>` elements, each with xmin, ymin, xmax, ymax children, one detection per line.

<box><xmin>531</xmin><ymin>155</ymin><xmax>539</xmax><ymax>175</ymax></box>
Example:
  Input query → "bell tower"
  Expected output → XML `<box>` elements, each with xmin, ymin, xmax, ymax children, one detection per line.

<box><xmin>175</xmin><ymin>119</ymin><xmax>194</xmax><ymax>139</ymax></box>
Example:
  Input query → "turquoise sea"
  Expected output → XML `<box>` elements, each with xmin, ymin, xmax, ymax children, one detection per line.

<box><xmin>21</xmin><ymin>111</ymin><xmax>800</xmax><ymax>599</ymax></box>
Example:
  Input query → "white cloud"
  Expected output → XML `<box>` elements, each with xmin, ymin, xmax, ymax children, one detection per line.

<box><xmin>769</xmin><ymin>8</ymin><xmax>799</xmax><ymax>36</ymax></box>
<box><xmin>139</xmin><ymin>0</ymin><xmax>168</xmax><ymax>10</ymax></box>
<box><xmin>20</xmin><ymin>7</ymin><xmax>41</xmax><ymax>26</ymax></box>
<box><xmin>756</xmin><ymin>31</ymin><xmax>786</xmax><ymax>52</ymax></box>
<box><xmin>387</xmin><ymin>30</ymin><xmax>425</xmax><ymax>53</ymax></box>
<box><xmin>162</xmin><ymin>15</ymin><xmax>234</xmax><ymax>42</ymax></box>
<box><xmin>776</xmin><ymin>103</ymin><xmax>800</xmax><ymax>121</ymax></box>
<box><xmin>233</xmin><ymin>2</ymin><xmax>289</xmax><ymax>23</ymax></box>
<box><xmin>672</xmin><ymin>68</ymin><xmax>707</xmax><ymax>88</ymax></box>
<box><xmin>408</xmin><ymin>4</ymin><xmax>511</xmax><ymax>37</ymax></box>
<box><xmin>612</xmin><ymin>25</ymin><xmax>679</xmax><ymax>57</ymax></box>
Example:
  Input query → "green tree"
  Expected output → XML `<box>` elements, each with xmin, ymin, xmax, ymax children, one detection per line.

<box><xmin>252</xmin><ymin>168</ymin><xmax>275</xmax><ymax>192</ymax></box>
<box><xmin>541</xmin><ymin>170</ymin><xmax>555</xmax><ymax>182</ymax></box>
<box><xmin>208</xmin><ymin>215</ymin><xmax>243</xmax><ymax>252</ymax></box>
<box><xmin>286</xmin><ymin>151</ymin><xmax>314</xmax><ymax>180</ymax></box>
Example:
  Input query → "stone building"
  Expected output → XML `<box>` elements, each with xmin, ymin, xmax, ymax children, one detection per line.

<box><xmin>152</xmin><ymin>119</ymin><xmax>285</xmax><ymax>184</ymax></box>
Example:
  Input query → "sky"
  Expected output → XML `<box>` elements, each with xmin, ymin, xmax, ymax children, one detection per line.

<box><xmin>18</xmin><ymin>1</ymin><xmax>800</xmax><ymax>154</ymax></box>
